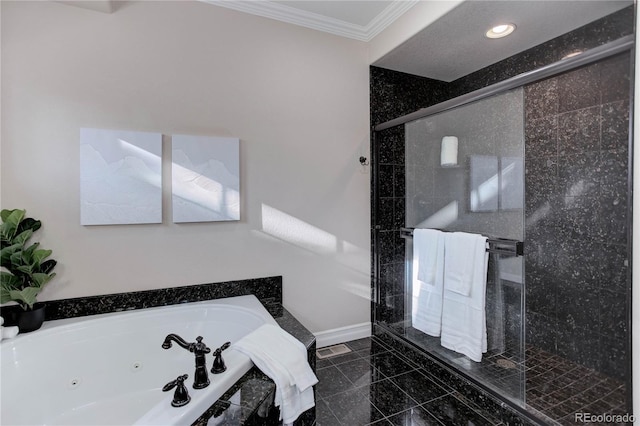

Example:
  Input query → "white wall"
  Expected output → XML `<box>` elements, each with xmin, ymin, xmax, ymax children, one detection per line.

<box><xmin>0</xmin><ymin>0</ymin><xmax>371</xmax><ymax>334</ymax></box>
<box><xmin>368</xmin><ymin>0</ymin><xmax>463</xmax><ymax>64</ymax></box>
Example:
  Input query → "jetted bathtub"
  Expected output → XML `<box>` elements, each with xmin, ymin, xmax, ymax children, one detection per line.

<box><xmin>1</xmin><ymin>294</ymin><xmax>279</xmax><ymax>425</ymax></box>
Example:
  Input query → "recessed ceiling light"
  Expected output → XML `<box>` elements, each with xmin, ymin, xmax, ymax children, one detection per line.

<box><xmin>485</xmin><ymin>23</ymin><xmax>516</xmax><ymax>39</ymax></box>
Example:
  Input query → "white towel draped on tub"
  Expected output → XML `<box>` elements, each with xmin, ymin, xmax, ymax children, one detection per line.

<box><xmin>440</xmin><ymin>232</ymin><xmax>489</xmax><ymax>362</ymax></box>
<box><xmin>412</xmin><ymin>229</ymin><xmax>445</xmax><ymax>337</ymax></box>
<box><xmin>233</xmin><ymin>324</ymin><xmax>318</xmax><ymax>425</ymax></box>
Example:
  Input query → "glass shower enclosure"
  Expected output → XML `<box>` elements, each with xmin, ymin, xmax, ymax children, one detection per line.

<box><xmin>385</xmin><ymin>88</ymin><xmax>526</xmax><ymax>405</ymax></box>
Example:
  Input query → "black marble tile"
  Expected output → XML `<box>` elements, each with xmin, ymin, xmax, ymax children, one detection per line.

<box><xmin>378</xmin><ymin>231</ymin><xmax>404</xmax><ymax>265</ymax></box>
<box><xmin>316</xmin><ymin>398</ymin><xmax>340</xmax><ymax>426</ymax></box>
<box><xmin>556</xmin><ymin>152</ymin><xmax>600</xmax><ymax>196</ymax></box>
<box><xmin>316</xmin><ymin>365</ymin><xmax>353</xmax><ymax>399</ymax></box>
<box><xmin>601</xmin><ymin>101</ymin><xmax>630</xmax><ymax>151</ymax></box>
<box><xmin>524</xmin><ymin>77</ymin><xmax>558</xmax><ymax>121</ymax></box>
<box><xmin>598</xmin><ymin>243</ymin><xmax>629</xmax><ymax>294</ymax></box>
<box><xmin>525</xmin><ymin>115</ymin><xmax>557</xmax><ymax>158</ymax></box>
<box><xmin>524</xmin><ymin>157</ymin><xmax>558</xmax><ymax>210</ymax></box>
<box><xmin>599</xmin><ymin>149</ymin><xmax>629</xmax><ymax>190</ymax></box>
<box><xmin>557</xmin><ymin>64</ymin><xmax>601</xmax><ymax>113</ymax></box>
<box><xmin>378</xmin><ymin>198</ymin><xmax>395</xmax><ymax>230</ymax></box>
<box><xmin>598</xmin><ymin>289</ymin><xmax>628</xmax><ymax>338</ymax></box>
<box><xmin>387</xmin><ymin>406</ymin><xmax>445</xmax><ymax>426</ymax></box>
<box><xmin>557</xmin><ymin>106</ymin><xmax>601</xmax><ymax>155</ymax></box>
<box><xmin>394</xmin><ymin>166</ymin><xmax>406</xmax><ymax>198</ymax></box>
<box><xmin>524</xmin><ymin>274</ymin><xmax>557</xmax><ymax>317</ymax></box>
<box><xmin>555</xmin><ymin>325</ymin><xmax>601</xmax><ymax>371</ymax></box>
<box><xmin>555</xmin><ymin>283</ymin><xmax>600</xmax><ymax>332</ymax></box>
<box><xmin>393</xmin><ymin>199</ymin><xmax>405</xmax><ymax>229</ymax></box>
<box><xmin>379</xmin><ymin>165</ymin><xmax>395</xmax><ymax>198</ymax></box>
<box><xmin>599</xmin><ymin>335</ymin><xmax>628</xmax><ymax>381</ymax></box>
<box><xmin>42</xmin><ymin>276</ymin><xmax>282</xmax><ymax>321</ymax></box>
<box><xmin>327</xmin><ymin>350</ymin><xmax>364</xmax><ymax>367</ymax></box>
<box><xmin>324</xmin><ymin>387</ymin><xmax>385</xmax><ymax>425</ymax></box>
<box><xmin>600</xmin><ymin>53</ymin><xmax>632</xmax><ymax>104</ymax></box>
<box><xmin>367</xmin><ymin>379</ymin><xmax>420</xmax><ymax>417</ymax></box>
<box><xmin>390</xmin><ymin>371</ymin><xmax>450</xmax><ymax>404</ymax></box>
<box><xmin>336</xmin><ymin>357</ymin><xmax>384</xmax><ymax>387</ymax></box>
<box><xmin>422</xmin><ymin>395</ymin><xmax>493</xmax><ymax>426</ymax></box>
<box><xmin>378</xmin><ymin>127</ymin><xmax>404</xmax><ymax>165</ymax></box>
<box><xmin>371</xmin><ymin>351</ymin><xmax>418</xmax><ymax>379</ymax></box>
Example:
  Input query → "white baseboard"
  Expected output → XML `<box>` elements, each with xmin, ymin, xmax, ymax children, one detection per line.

<box><xmin>314</xmin><ymin>322</ymin><xmax>371</xmax><ymax>348</ymax></box>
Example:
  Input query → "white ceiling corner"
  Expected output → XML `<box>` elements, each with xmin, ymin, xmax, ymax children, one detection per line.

<box><xmin>201</xmin><ymin>0</ymin><xmax>419</xmax><ymax>41</ymax></box>
<box><xmin>56</xmin><ymin>0</ymin><xmax>115</xmax><ymax>13</ymax></box>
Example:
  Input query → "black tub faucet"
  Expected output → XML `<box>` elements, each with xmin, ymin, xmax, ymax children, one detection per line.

<box><xmin>163</xmin><ymin>374</ymin><xmax>190</xmax><ymax>407</ymax></box>
<box><xmin>162</xmin><ymin>334</ymin><xmax>211</xmax><ymax>389</ymax></box>
<box><xmin>211</xmin><ymin>342</ymin><xmax>231</xmax><ymax>374</ymax></box>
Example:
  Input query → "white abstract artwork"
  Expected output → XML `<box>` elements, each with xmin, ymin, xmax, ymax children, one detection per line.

<box><xmin>80</xmin><ymin>128</ymin><xmax>163</xmax><ymax>225</ymax></box>
<box><xmin>172</xmin><ymin>135</ymin><xmax>240</xmax><ymax>223</ymax></box>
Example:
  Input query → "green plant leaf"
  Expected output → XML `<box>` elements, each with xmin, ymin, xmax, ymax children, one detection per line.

<box><xmin>0</xmin><ymin>209</ymin><xmax>57</xmax><ymax>308</ymax></box>
<box><xmin>0</xmin><ymin>271</ymin><xmax>22</xmax><ymax>289</ymax></box>
<box><xmin>0</xmin><ymin>209</ymin><xmax>15</xmax><ymax>222</ymax></box>
<box><xmin>17</xmin><ymin>265</ymin><xmax>33</xmax><ymax>275</ymax></box>
<box><xmin>40</xmin><ymin>259</ymin><xmax>57</xmax><ymax>274</ymax></box>
<box><xmin>0</xmin><ymin>273</ymin><xmax>24</xmax><ymax>304</ymax></box>
<box><xmin>0</xmin><ymin>209</ymin><xmax>25</xmax><ymax>243</ymax></box>
<box><xmin>31</xmin><ymin>272</ymin><xmax>55</xmax><ymax>288</ymax></box>
<box><xmin>8</xmin><ymin>287</ymin><xmax>39</xmax><ymax>310</ymax></box>
<box><xmin>32</xmin><ymin>249</ymin><xmax>52</xmax><ymax>264</ymax></box>
<box><xmin>13</xmin><ymin>229</ymin><xmax>33</xmax><ymax>247</ymax></box>
<box><xmin>16</xmin><ymin>218</ymin><xmax>41</xmax><ymax>236</ymax></box>
<box><xmin>0</xmin><ymin>243</ymin><xmax>21</xmax><ymax>268</ymax></box>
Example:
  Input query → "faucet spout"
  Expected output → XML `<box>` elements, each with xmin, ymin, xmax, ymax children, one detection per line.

<box><xmin>161</xmin><ymin>334</ymin><xmax>211</xmax><ymax>389</ymax></box>
<box><xmin>162</xmin><ymin>333</ymin><xmax>192</xmax><ymax>351</ymax></box>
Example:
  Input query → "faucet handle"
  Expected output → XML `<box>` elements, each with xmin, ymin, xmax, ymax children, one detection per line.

<box><xmin>191</xmin><ymin>336</ymin><xmax>211</xmax><ymax>355</ymax></box>
<box><xmin>163</xmin><ymin>374</ymin><xmax>191</xmax><ymax>407</ymax></box>
<box><xmin>211</xmin><ymin>341</ymin><xmax>231</xmax><ymax>374</ymax></box>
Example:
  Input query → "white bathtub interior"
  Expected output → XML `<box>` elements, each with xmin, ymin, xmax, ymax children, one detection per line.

<box><xmin>1</xmin><ymin>295</ymin><xmax>279</xmax><ymax>426</ymax></box>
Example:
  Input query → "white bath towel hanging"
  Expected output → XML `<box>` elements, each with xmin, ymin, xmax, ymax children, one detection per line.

<box><xmin>233</xmin><ymin>324</ymin><xmax>318</xmax><ymax>425</ymax></box>
<box><xmin>412</xmin><ymin>228</ymin><xmax>445</xmax><ymax>337</ymax></box>
<box><xmin>440</xmin><ymin>232</ymin><xmax>489</xmax><ymax>362</ymax></box>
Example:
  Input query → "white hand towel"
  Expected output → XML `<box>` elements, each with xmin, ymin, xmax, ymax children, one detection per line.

<box><xmin>415</xmin><ymin>229</ymin><xmax>443</xmax><ymax>285</ymax></box>
<box><xmin>440</xmin><ymin>232</ymin><xmax>489</xmax><ymax>362</ymax></box>
<box><xmin>412</xmin><ymin>229</ymin><xmax>445</xmax><ymax>337</ymax></box>
<box><xmin>233</xmin><ymin>324</ymin><xmax>318</xmax><ymax>425</ymax></box>
<box><xmin>443</xmin><ymin>232</ymin><xmax>487</xmax><ymax>296</ymax></box>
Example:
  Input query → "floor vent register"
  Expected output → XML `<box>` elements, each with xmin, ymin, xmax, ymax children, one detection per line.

<box><xmin>316</xmin><ymin>344</ymin><xmax>352</xmax><ymax>359</ymax></box>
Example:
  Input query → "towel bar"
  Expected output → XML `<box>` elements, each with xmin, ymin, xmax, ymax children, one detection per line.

<box><xmin>399</xmin><ymin>227</ymin><xmax>523</xmax><ymax>257</ymax></box>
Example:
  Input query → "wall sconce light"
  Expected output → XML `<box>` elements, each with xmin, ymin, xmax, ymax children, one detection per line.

<box><xmin>441</xmin><ymin>136</ymin><xmax>458</xmax><ymax>167</ymax></box>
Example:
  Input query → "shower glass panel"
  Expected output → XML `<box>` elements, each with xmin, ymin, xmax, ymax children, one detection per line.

<box><xmin>403</xmin><ymin>88</ymin><xmax>525</xmax><ymax>405</ymax></box>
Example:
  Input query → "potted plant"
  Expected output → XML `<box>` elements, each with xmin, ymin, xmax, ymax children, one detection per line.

<box><xmin>0</xmin><ymin>208</ymin><xmax>57</xmax><ymax>332</ymax></box>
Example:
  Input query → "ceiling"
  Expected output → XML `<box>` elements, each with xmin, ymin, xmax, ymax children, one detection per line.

<box><xmin>205</xmin><ymin>0</ymin><xmax>418</xmax><ymax>41</ymax></box>
<box><xmin>207</xmin><ymin>0</ymin><xmax>632</xmax><ymax>82</ymax></box>
<box><xmin>59</xmin><ymin>0</ymin><xmax>633</xmax><ymax>82</ymax></box>
<box><xmin>374</xmin><ymin>0</ymin><xmax>632</xmax><ymax>81</ymax></box>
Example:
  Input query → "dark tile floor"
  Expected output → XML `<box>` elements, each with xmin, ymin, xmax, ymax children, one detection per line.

<box><xmin>315</xmin><ymin>337</ymin><xmax>501</xmax><ymax>425</ymax></box>
<box><xmin>525</xmin><ymin>345</ymin><xmax>627</xmax><ymax>426</ymax></box>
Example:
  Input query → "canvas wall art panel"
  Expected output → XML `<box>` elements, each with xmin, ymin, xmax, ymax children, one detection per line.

<box><xmin>171</xmin><ymin>135</ymin><xmax>240</xmax><ymax>223</ymax></box>
<box><xmin>80</xmin><ymin>128</ymin><xmax>163</xmax><ymax>225</ymax></box>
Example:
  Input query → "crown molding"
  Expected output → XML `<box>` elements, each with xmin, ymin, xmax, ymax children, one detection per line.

<box><xmin>201</xmin><ymin>0</ymin><xmax>419</xmax><ymax>42</ymax></box>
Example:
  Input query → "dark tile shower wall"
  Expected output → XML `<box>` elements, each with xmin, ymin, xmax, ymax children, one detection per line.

<box><xmin>370</xmin><ymin>7</ymin><xmax>634</xmax><ymax>332</ymax></box>
<box><xmin>370</xmin><ymin>4</ymin><xmax>633</xmax><ymax>423</ymax></box>
<box><xmin>524</xmin><ymin>52</ymin><xmax>630</xmax><ymax>380</ymax></box>
<box><xmin>371</xmin><ymin>68</ymin><xmax>452</xmax><ymax>326</ymax></box>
